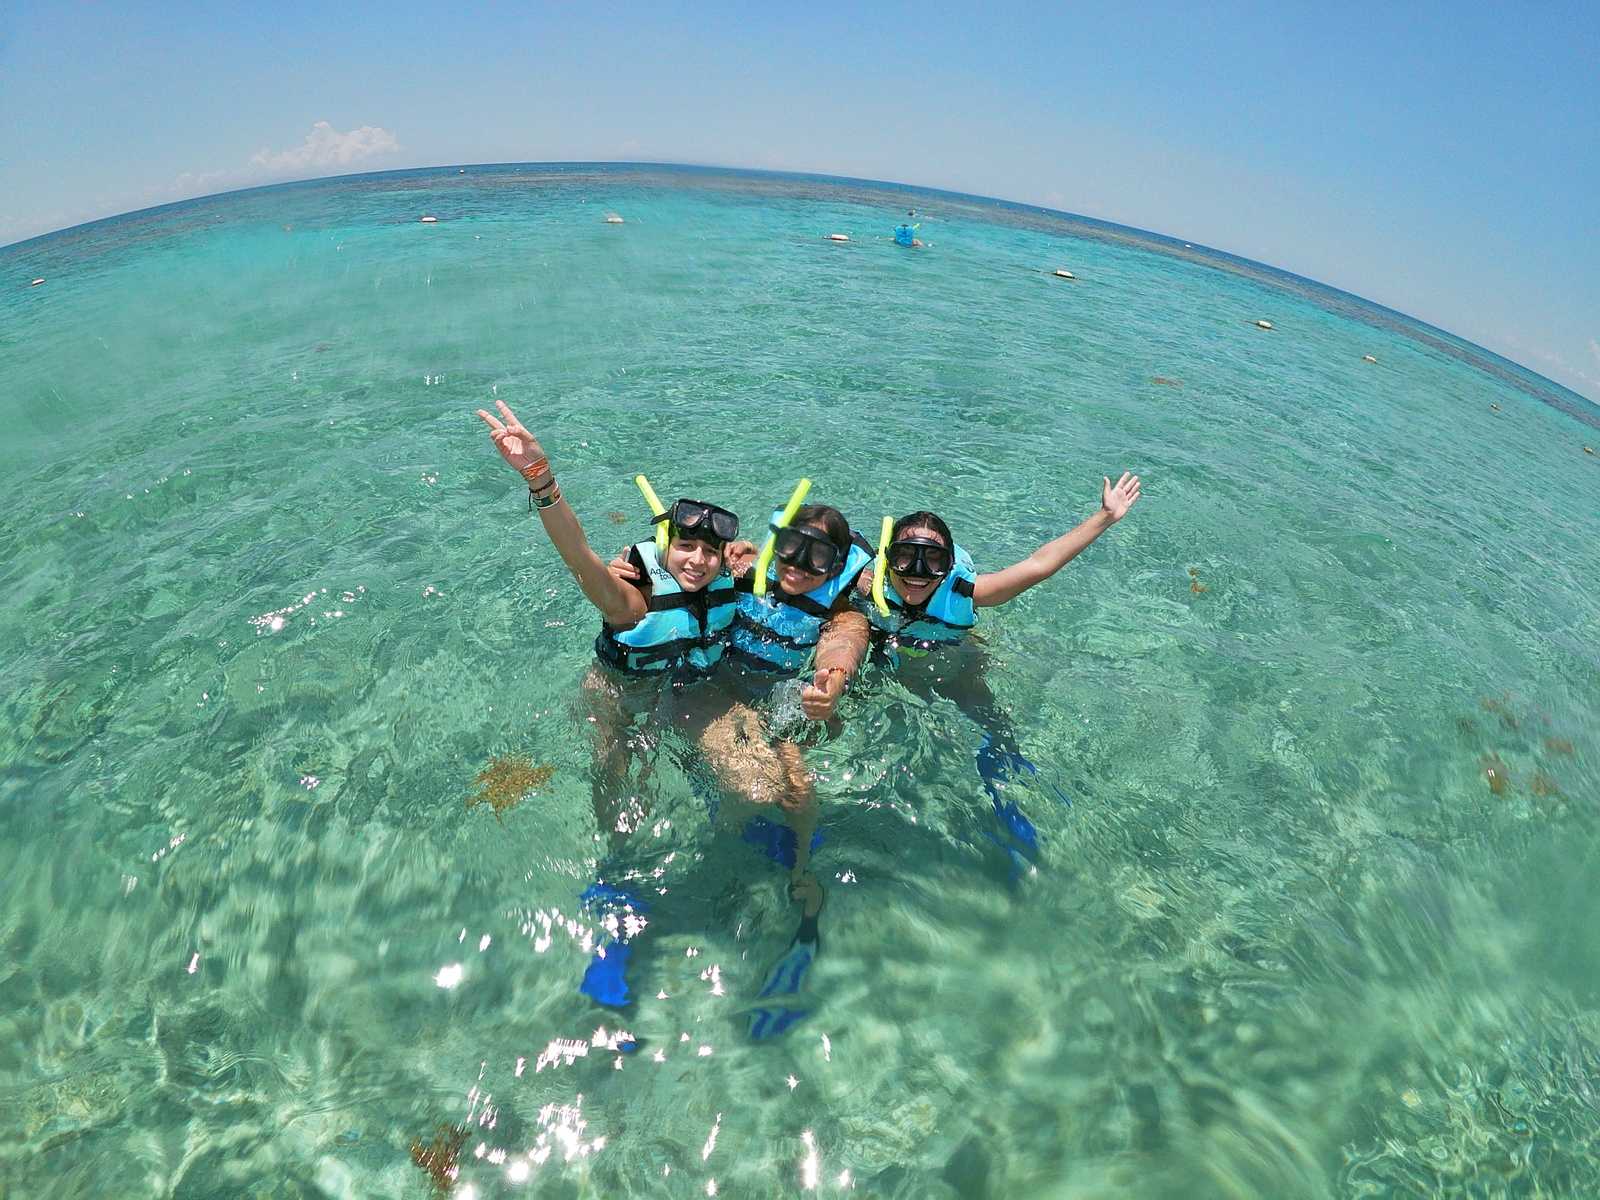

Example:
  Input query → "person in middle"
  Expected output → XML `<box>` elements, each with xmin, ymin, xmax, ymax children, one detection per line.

<box><xmin>611</xmin><ymin>489</ymin><xmax>875</xmax><ymax>877</ymax></box>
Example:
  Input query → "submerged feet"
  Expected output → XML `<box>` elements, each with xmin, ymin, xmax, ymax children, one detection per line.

<box><xmin>748</xmin><ymin>874</ymin><xmax>825</xmax><ymax>1041</ymax></box>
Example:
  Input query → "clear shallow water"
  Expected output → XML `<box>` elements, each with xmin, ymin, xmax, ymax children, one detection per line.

<box><xmin>2</xmin><ymin>164</ymin><xmax>1598</xmax><ymax>1198</ymax></box>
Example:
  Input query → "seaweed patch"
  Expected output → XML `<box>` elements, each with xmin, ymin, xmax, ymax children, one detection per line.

<box><xmin>468</xmin><ymin>755</ymin><xmax>555</xmax><ymax>821</ymax></box>
<box><xmin>410</xmin><ymin>1123</ymin><xmax>469</xmax><ymax>1196</ymax></box>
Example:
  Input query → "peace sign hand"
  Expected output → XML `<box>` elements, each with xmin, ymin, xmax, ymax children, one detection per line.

<box><xmin>476</xmin><ymin>400</ymin><xmax>551</xmax><ymax>484</ymax></box>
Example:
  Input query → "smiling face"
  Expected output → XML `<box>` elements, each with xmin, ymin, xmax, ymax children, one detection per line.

<box><xmin>888</xmin><ymin>524</ymin><xmax>947</xmax><ymax>606</ymax></box>
<box><xmin>775</xmin><ymin>520</ymin><xmax>835</xmax><ymax>596</ymax></box>
<box><xmin>664</xmin><ymin>534</ymin><xmax>724</xmax><ymax>591</ymax></box>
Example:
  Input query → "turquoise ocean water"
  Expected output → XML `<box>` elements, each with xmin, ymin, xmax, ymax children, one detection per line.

<box><xmin>2</xmin><ymin>164</ymin><xmax>1598</xmax><ymax>1198</ymax></box>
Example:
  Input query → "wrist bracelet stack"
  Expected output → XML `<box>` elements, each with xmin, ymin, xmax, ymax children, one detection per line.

<box><xmin>520</xmin><ymin>458</ymin><xmax>562</xmax><ymax>511</ymax></box>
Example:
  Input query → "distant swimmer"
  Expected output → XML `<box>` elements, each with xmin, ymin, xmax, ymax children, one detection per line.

<box><xmin>894</xmin><ymin>210</ymin><xmax>923</xmax><ymax>248</ymax></box>
<box><xmin>1585</xmin><ymin>446</ymin><xmax>1595</xmax><ymax>455</ymax></box>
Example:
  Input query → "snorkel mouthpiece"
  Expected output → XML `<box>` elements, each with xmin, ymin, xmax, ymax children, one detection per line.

<box><xmin>753</xmin><ymin>478</ymin><xmax>812</xmax><ymax>598</ymax></box>
<box><xmin>635</xmin><ymin>475</ymin><xmax>669</xmax><ymax>554</ymax></box>
<box><xmin>871</xmin><ymin>515</ymin><xmax>893</xmax><ymax>616</ymax></box>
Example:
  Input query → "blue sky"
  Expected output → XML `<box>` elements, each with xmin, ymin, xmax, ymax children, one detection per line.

<box><xmin>3</xmin><ymin>1</ymin><xmax>1597</xmax><ymax>400</ymax></box>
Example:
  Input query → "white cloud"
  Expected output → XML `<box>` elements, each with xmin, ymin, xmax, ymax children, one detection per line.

<box><xmin>161</xmin><ymin>120</ymin><xmax>402</xmax><ymax>206</ymax></box>
<box><xmin>249</xmin><ymin>121</ymin><xmax>400</xmax><ymax>173</ymax></box>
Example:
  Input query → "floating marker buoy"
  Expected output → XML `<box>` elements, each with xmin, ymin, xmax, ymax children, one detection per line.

<box><xmin>30</xmin><ymin>278</ymin><xmax>45</xmax><ymax>287</ymax></box>
<box><xmin>1255</xmin><ymin>319</ymin><xmax>1274</xmax><ymax>330</ymax></box>
<box><xmin>420</xmin><ymin>215</ymin><xmax>439</xmax><ymax>223</ymax></box>
<box><xmin>1053</xmin><ymin>268</ymin><xmax>1076</xmax><ymax>280</ymax></box>
<box><xmin>827</xmin><ymin>233</ymin><xmax>850</xmax><ymax>242</ymax></box>
<box><xmin>604</xmin><ymin>214</ymin><xmax>624</xmax><ymax>224</ymax></box>
<box><xmin>1362</xmin><ymin>354</ymin><xmax>1377</xmax><ymax>363</ymax></box>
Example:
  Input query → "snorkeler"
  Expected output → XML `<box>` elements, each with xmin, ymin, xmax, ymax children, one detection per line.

<box><xmin>726</xmin><ymin>490</ymin><xmax>874</xmax><ymax>718</ymax></box>
<box><xmin>610</xmin><ymin>487</ymin><xmax>875</xmax><ymax>871</ymax></box>
<box><xmin>476</xmin><ymin>400</ymin><xmax>816</xmax><ymax>1007</ymax></box>
<box><xmin>858</xmin><ymin>472</ymin><xmax>1142</xmax><ymax>864</ymax></box>
<box><xmin>612</xmin><ymin>488</ymin><xmax>870</xmax><ymax>1029</ymax></box>
<box><xmin>894</xmin><ymin>209</ymin><xmax>923</xmax><ymax>248</ymax></box>
<box><xmin>719</xmin><ymin>494</ymin><xmax>872</xmax><ymax>886</ymax></box>
<box><xmin>478</xmin><ymin>399</ymin><xmax>740</xmax><ymax>1004</ymax></box>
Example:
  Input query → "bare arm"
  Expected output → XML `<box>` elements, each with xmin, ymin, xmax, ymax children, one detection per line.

<box><xmin>477</xmin><ymin>400</ymin><xmax>646</xmax><ymax>627</ymax></box>
<box><xmin>800</xmin><ymin>596</ymin><xmax>871</xmax><ymax>721</ymax></box>
<box><xmin>536</xmin><ymin>498</ymin><xmax>648</xmax><ymax>626</ymax></box>
<box><xmin>971</xmin><ymin>472</ymin><xmax>1141</xmax><ymax>608</ymax></box>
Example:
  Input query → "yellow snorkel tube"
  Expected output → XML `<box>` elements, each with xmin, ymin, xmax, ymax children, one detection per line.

<box><xmin>752</xmin><ymin>478</ymin><xmax>812</xmax><ymax>598</ymax></box>
<box><xmin>871</xmin><ymin>515</ymin><xmax>893</xmax><ymax>616</ymax></box>
<box><xmin>635</xmin><ymin>475</ymin><xmax>669</xmax><ymax>555</ymax></box>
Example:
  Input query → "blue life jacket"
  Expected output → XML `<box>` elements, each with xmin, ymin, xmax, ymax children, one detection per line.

<box><xmin>731</xmin><ymin>529</ymin><xmax>874</xmax><ymax>673</ymax></box>
<box><xmin>894</xmin><ymin>224</ymin><xmax>915</xmax><ymax>246</ymax></box>
<box><xmin>863</xmin><ymin>543</ymin><xmax>978</xmax><ymax>660</ymax></box>
<box><xmin>595</xmin><ymin>541</ymin><xmax>736</xmax><ymax>676</ymax></box>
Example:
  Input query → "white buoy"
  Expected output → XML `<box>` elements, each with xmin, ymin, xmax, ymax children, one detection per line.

<box><xmin>605</xmin><ymin>214</ymin><xmax>624</xmax><ymax>224</ymax></box>
<box><xmin>1362</xmin><ymin>354</ymin><xmax>1377</xmax><ymax>363</ymax></box>
<box><xmin>420</xmin><ymin>215</ymin><xmax>439</xmax><ymax>223</ymax></box>
<box><xmin>30</xmin><ymin>278</ymin><xmax>45</xmax><ymax>287</ymax></box>
<box><xmin>827</xmin><ymin>233</ymin><xmax>850</xmax><ymax>242</ymax></box>
<box><xmin>1053</xmin><ymin>268</ymin><xmax>1076</xmax><ymax>280</ymax></box>
<box><xmin>1255</xmin><ymin>319</ymin><xmax>1274</xmax><ymax>330</ymax></box>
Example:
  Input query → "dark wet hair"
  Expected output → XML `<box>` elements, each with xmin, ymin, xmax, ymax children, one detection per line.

<box><xmin>892</xmin><ymin>510</ymin><xmax>953</xmax><ymax>548</ymax></box>
<box><xmin>794</xmin><ymin>504</ymin><xmax>850</xmax><ymax>551</ymax></box>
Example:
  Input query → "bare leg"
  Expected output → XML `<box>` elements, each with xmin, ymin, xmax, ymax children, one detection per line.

<box><xmin>919</xmin><ymin>650</ymin><xmax>1050</xmax><ymax>861</ymax></box>
<box><xmin>696</xmin><ymin>702</ymin><xmax>817</xmax><ymax>880</ymax></box>
<box><xmin>579</xmin><ymin>665</ymin><xmax>653</xmax><ymax>849</ymax></box>
<box><xmin>924</xmin><ymin>652</ymin><xmax>1021</xmax><ymax>750</ymax></box>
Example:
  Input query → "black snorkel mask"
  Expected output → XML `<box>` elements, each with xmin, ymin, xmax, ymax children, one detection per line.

<box><xmin>772</xmin><ymin>524</ymin><xmax>843</xmax><ymax>575</ymax></box>
<box><xmin>655</xmin><ymin>498</ymin><xmax>739</xmax><ymax>546</ymax></box>
<box><xmin>887</xmin><ymin>537</ymin><xmax>952</xmax><ymax>581</ymax></box>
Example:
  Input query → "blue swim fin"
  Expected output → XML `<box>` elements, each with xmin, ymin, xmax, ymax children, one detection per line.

<box><xmin>755</xmin><ymin>940</ymin><xmax>816</xmax><ymax>1001</ymax></box>
<box><xmin>748</xmin><ymin>1004</ymin><xmax>811</xmax><ymax>1041</ymax></box>
<box><xmin>578</xmin><ymin>883</ymin><xmax>648</xmax><ymax>1008</ymax></box>
<box><xmin>580</xmin><ymin>942</ymin><xmax>634</xmax><ymax>1008</ymax></box>
<box><xmin>976</xmin><ymin>732</ymin><xmax>1070</xmax><ymax>855</ymax></box>
<box><xmin>747</xmin><ymin>883</ymin><xmax>823</xmax><ymax>1041</ymax></box>
<box><xmin>741</xmin><ymin>814</ymin><xmax>825</xmax><ymax>868</ymax></box>
<box><xmin>748</xmin><ymin>941</ymin><xmax>816</xmax><ymax>1040</ymax></box>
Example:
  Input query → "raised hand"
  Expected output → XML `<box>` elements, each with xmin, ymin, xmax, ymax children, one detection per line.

<box><xmin>724</xmin><ymin>539</ymin><xmax>758</xmax><ymax>579</ymax></box>
<box><xmin>800</xmin><ymin>666</ymin><xmax>847</xmax><ymax>721</ymax></box>
<box><xmin>476</xmin><ymin>400</ymin><xmax>551</xmax><ymax>485</ymax></box>
<box><xmin>608</xmin><ymin>551</ymin><xmax>643</xmax><ymax>583</ymax></box>
<box><xmin>1101</xmin><ymin>471</ymin><xmax>1142</xmax><ymax>522</ymax></box>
